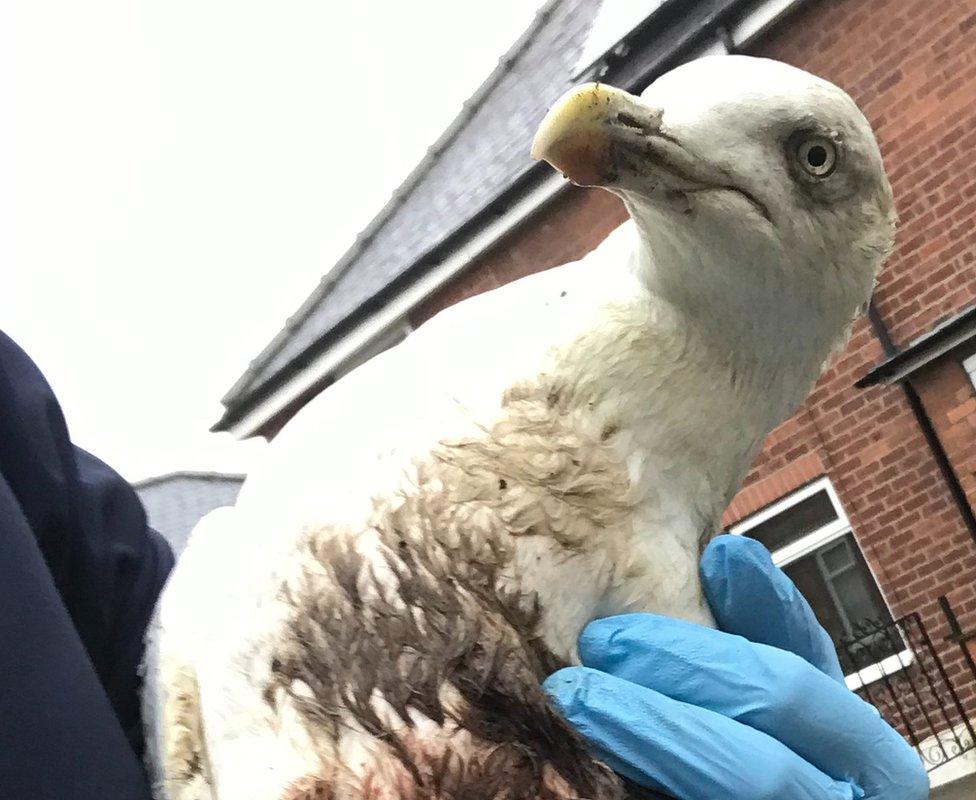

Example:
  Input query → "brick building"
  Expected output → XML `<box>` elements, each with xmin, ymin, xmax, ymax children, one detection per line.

<box><xmin>214</xmin><ymin>0</ymin><xmax>976</xmax><ymax>784</ymax></box>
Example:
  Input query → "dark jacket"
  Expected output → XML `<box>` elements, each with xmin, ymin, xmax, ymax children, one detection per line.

<box><xmin>0</xmin><ymin>331</ymin><xmax>173</xmax><ymax>799</ymax></box>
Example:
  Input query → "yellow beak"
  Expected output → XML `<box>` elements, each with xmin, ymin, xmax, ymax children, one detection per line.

<box><xmin>530</xmin><ymin>82</ymin><xmax>645</xmax><ymax>187</ymax></box>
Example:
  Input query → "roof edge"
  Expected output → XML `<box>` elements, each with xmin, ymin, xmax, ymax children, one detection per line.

<box><xmin>221</xmin><ymin>0</ymin><xmax>563</xmax><ymax>406</ymax></box>
<box><xmin>214</xmin><ymin>171</ymin><xmax>567</xmax><ymax>436</ymax></box>
<box><xmin>856</xmin><ymin>304</ymin><xmax>976</xmax><ymax>388</ymax></box>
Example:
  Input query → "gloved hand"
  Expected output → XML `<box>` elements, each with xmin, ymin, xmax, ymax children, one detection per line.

<box><xmin>543</xmin><ymin>535</ymin><xmax>929</xmax><ymax>800</ymax></box>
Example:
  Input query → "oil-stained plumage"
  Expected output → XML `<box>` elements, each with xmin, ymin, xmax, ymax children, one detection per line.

<box><xmin>144</xmin><ymin>56</ymin><xmax>895</xmax><ymax>800</ymax></box>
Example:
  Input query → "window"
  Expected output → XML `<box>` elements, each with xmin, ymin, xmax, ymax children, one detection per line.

<box><xmin>964</xmin><ymin>352</ymin><xmax>976</xmax><ymax>392</ymax></box>
<box><xmin>729</xmin><ymin>478</ymin><xmax>905</xmax><ymax>688</ymax></box>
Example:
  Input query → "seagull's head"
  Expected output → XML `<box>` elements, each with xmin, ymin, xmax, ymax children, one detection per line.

<box><xmin>532</xmin><ymin>55</ymin><xmax>895</xmax><ymax>361</ymax></box>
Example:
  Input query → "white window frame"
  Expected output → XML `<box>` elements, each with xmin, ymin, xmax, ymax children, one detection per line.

<box><xmin>963</xmin><ymin>352</ymin><xmax>976</xmax><ymax>391</ymax></box>
<box><xmin>729</xmin><ymin>477</ymin><xmax>912</xmax><ymax>691</ymax></box>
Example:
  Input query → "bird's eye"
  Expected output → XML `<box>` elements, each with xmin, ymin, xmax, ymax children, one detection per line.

<box><xmin>795</xmin><ymin>136</ymin><xmax>837</xmax><ymax>177</ymax></box>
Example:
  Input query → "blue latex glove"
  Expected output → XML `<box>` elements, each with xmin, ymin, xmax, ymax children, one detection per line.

<box><xmin>543</xmin><ymin>536</ymin><xmax>928</xmax><ymax>800</ymax></box>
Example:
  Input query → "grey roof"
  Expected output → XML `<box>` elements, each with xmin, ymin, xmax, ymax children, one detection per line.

<box><xmin>218</xmin><ymin>0</ymin><xmax>604</xmax><ymax>421</ymax></box>
<box><xmin>135</xmin><ymin>471</ymin><xmax>245</xmax><ymax>557</ymax></box>
<box><xmin>217</xmin><ymin>0</ymin><xmax>748</xmax><ymax>430</ymax></box>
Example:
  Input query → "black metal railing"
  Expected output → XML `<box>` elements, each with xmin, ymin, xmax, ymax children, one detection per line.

<box><xmin>840</xmin><ymin>608</ymin><xmax>976</xmax><ymax>772</ymax></box>
<box><xmin>940</xmin><ymin>594</ymin><xmax>976</xmax><ymax>689</ymax></box>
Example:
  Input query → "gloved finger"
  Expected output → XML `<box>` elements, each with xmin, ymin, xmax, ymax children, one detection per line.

<box><xmin>543</xmin><ymin>666</ymin><xmax>858</xmax><ymax>800</ymax></box>
<box><xmin>701</xmin><ymin>534</ymin><xmax>844</xmax><ymax>682</ymax></box>
<box><xmin>578</xmin><ymin>614</ymin><xmax>928</xmax><ymax>800</ymax></box>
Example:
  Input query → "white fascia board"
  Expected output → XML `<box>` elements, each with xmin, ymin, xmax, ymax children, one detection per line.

<box><xmin>227</xmin><ymin>173</ymin><xmax>567</xmax><ymax>438</ymax></box>
<box><xmin>731</xmin><ymin>0</ymin><xmax>806</xmax><ymax>48</ymax></box>
<box><xmin>654</xmin><ymin>0</ymin><xmax>807</xmax><ymax>66</ymax></box>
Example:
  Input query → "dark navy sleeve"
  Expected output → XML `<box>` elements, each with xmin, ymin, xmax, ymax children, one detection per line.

<box><xmin>0</xmin><ymin>331</ymin><xmax>174</xmax><ymax>799</ymax></box>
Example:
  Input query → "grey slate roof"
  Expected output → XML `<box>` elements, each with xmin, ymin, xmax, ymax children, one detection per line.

<box><xmin>135</xmin><ymin>471</ymin><xmax>245</xmax><ymax>557</ymax></box>
<box><xmin>219</xmin><ymin>0</ymin><xmax>604</xmax><ymax>418</ymax></box>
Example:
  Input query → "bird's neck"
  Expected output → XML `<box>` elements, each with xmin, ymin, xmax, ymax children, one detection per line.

<box><xmin>630</xmin><ymin>221</ymin><xmax>851</xmax><ymax>428</ymax></box>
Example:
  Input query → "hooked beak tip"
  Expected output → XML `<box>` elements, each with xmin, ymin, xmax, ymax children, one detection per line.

<box><xmin>531</xmin><ymin>83</ymin><xmax>644</xmax><ymax>187</ymax></box>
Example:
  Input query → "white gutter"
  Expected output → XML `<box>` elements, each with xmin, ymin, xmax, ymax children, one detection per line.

<box><xmin>731</xmin><ymin>0</ymin><xmax>805</xmax><ymax>48</ymax></box>
<box><xmin>227</xmin><ymin>0</ymin><xmax>806</xmax><ymax>439</ymax></box>
<box><xmin>227</xmin><ymin>173</ymin><xmax>567</xmax><ymax>438</ymax></box>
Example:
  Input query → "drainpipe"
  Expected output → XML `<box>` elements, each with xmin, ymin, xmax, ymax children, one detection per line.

<box><xmin>866</xmin><ymin>301</ymin><xmax>976</xmax><ymax>548</ymax></box>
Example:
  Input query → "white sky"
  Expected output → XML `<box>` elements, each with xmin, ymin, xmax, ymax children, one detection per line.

<box><xmin>1</xmin><ymin>1</ymin><xmax>539</xmax><ymax>482</ymax></box>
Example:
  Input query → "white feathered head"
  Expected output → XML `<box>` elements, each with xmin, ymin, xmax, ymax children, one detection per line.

<box><xmin>533</xmin><ymin>55</ymin><xmax>894</xmax><ymax>367</ymax></box>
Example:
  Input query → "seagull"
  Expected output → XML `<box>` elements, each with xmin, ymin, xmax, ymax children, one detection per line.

<box><xmin>144</xmin><ymin>55</ymin><xmax>895</xmax><ymax>800</ymax></box>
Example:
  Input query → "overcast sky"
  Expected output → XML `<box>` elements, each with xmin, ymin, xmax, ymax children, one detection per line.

<box><xmin>1</xmin><ymin>1</ymin><xmax>539</xmax><ymax>481</ymax></box>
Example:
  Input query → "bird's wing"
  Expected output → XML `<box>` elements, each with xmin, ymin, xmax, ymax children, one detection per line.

<box><xmin>146</xmin><ymin>222</ymin><xmax>643</xmax><ymax>798</ymax></box>
<box><xmin>143</xmin><ymin>506</ymin><xmax>240</xmax><ymax>799</ymax></box>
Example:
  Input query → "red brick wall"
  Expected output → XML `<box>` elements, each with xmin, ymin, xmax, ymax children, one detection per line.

<box><xmin>918</xmin><ymin>358</ymin><xmax>976</xmax><ymax>506</ymax></box>
<box><xmin>735</xmin><ymin>0</ymin><xmax>976</xmax><ymax>711</ymax></box>
<box><xmin>411</xmin><ymin>0</ymin><xmax>976</xmax><ymax>714</ymax></box>
<box><xmin>756</xmin><ymin>0</ymin><xmax>976</xmax><ymax>345</ymax></box>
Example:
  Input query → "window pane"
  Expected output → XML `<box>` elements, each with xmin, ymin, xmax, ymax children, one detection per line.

<box><xmin>745</xmin><ymin>489</ymin><xmax>838</xmax><ymax>552</ymax></box>
<box><xmin>830</xmin><ymin>543</ymin><xmax>891</xmax><ymax>633</ymax></box>
<box><xmin>783</xmin><ymin>555</ymin><xmax>848</xmax><ymax>645</ymax></box>
<box><xmin>820</xmin><ymin>538</ymin><xmax>855</xmax><ymax>575</ymax></box>
<box><xmin>781</xmin><ymin>533</ymin><xmax>897</xmax><ymax>671</ymax></box>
